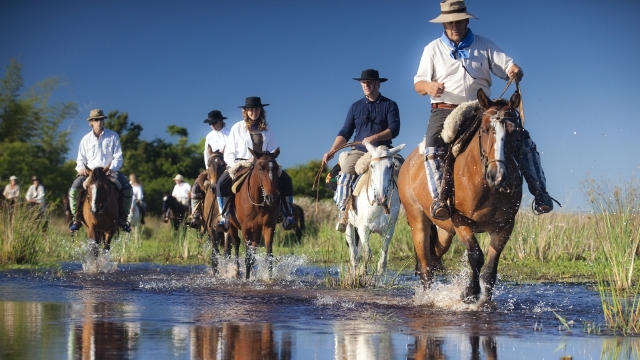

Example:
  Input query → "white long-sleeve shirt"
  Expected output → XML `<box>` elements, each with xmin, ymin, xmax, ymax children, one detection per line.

<box><xmin>414</xmin><ymin>34</ymin><xmax>515</xmax><ymax>105</ymax></box>
<box><xmin>75</xmin><ymin>129</ymin><xmax>123</xmax><ymax>173</ymax></box>
<box><xmin>204</xmin><ymin>127</ymin><xmax>230</xmax><ymax>168</ymax></box>
<box><xmin>223</xmin><ymin>120</ymin><xmax>277</xmax><ymax>165</ymax></box>
<box><xmin>25</xmin><ymin>184</ymin><xmax>45</xmax><ymax>209</ymax></box>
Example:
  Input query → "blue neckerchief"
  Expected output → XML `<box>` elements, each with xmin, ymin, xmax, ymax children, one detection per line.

<box><xmin>440</xmin><ymin>28</ymin><xmax>474</xmax><ymax>60</ymax></box>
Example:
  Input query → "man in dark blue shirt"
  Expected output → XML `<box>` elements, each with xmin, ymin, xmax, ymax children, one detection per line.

<box><xmin>322</xmin><ymin>69</ymin><xmax>401</xmax><ymax>232</ymax></box>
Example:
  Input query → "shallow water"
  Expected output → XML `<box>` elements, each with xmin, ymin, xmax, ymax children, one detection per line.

<box><xmin>0</xmin><ymin>255</ymin><xmax>637</xmax><ymax>359</ymax></box>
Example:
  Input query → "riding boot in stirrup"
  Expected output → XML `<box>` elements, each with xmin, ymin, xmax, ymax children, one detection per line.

<box><xmin>189</xmin><ymin>197</ymin><xmax>202</xmax><ymax>229</ymax></box>
<box><xmin>281</xmin><ymin>195</ymin><xmax>296</xmax><ymax>230</ymax></box>
<box><xmin>217</xmin><ymin>196</ymin><xmax>229</xmax><ymax>230</ymax></box>
<box><xmin>68</xmin><ymin>188</ymin><xmax>82</xmax><ymax>232</ymax></box>
<box><xmin>334</xmin><ymin>173</ymin><xmax>356</xmax><ymax>233</ymax></box>
<box><xmin>424</xmin><ymin>147</ymin><xmax>450</xmax><ymax>220</ymax></box>
<box><xmin>119</xmin><ymin>189</ymin><xmax>133</xmax><ymax>233</ymax></box>
<box><xmin>520</xmin><ymin>131</ymin><xmax>553</xmax><ymax>214</ymax></box>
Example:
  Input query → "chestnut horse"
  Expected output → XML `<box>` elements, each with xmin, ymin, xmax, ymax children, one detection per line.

<box><xmin>398</xmin><ymin>89</ymin><xmax>523</xmax><ymax>303</ymax></box>
<box><xmin>81</xmin><ymin>167</ymin><xmax>120</xmax><ymax>255</ymax></box>
<box><xmin>200</xmin><ymin>147</ymin><xmax>228</xmax><ymax>273</ymax></box>
<box><xmin>227</xmin><ymin>148</ymin><xmax>281</xmax><ymax>280</ymax></box>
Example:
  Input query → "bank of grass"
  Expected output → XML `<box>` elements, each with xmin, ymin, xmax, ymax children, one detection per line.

<box><xmin>0</xmin><ymin>193</ymin><xmax>637</xmax><ymax>286</ymax></box>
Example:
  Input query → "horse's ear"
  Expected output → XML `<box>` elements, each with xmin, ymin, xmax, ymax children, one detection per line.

<box><xmin>477</xmin><ymin>88</ymin><xmax>491</xmax><ymax>109</ymax></box>
<box><xmin>364</xmin><ymin>141</ymin><xmax>376</xmax><ymax>153</ymax></box>
<box><xmin>207</xmin><ymin>144</ymin><xmax>213</xmax><ymax>157</ymax></box>
<box><xmin>248</xmin><ymin>147</ymin><xmax>259</xmax><ymax>159</ymax></box>
<box><xmin>509</xmin><ymin>91</ymin><xmax>521</xmax><ymax>109</ymax></box>
<box><xmin>272</xmin><ymin>147</ymin><xmax>280</xmax><ymax>158</ymax></box>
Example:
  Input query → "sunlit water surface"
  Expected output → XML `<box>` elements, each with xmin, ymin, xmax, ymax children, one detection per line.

<box><xmin>0</xmin><ymin>252</ymin><xmax>637</xmax><ymax>359</ymax></box>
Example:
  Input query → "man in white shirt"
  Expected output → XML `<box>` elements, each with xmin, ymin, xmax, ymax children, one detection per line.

<box><xmin>414</xmin><ymin>0</ymin><xmax>553</xmax><ymax>219</ymax></box>
<box><xmin>189</xmin><ymin>110</ymin><xmax>229</xmax><ymax>228</ymax></box>
<box><xmin>172</xmin><ymin>174</ymin><xmax>191</xmax><ymax>208</ymax></box>
<box><xmin>68</xmin><ymin>109</ymin><xmax>133</xmax><ymax>232</ymax></box>
<box><xmin>25</xmin><ymin>175</ymin><xmax>45</xmax><ymax>216</ymax></box>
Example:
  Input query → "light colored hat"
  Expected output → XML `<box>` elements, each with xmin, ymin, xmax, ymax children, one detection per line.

<box><xmin>173</xmin><ymin>174</ymin><xmax>184</xmax><ymax>181</ymax></box>
<box><xmin>87</xmin><ymin>109</ymin><xmax>107</xmax><ymax>121</ymax></box>
<box><xmin>9</xmin><ymin>175</ymin><xmax>17</xmax><ymax>180</ymax></box>
<box><xmin>430</xmin><ymin>0</ymin><xmax>478</xmax><ymax>23</ymax></box>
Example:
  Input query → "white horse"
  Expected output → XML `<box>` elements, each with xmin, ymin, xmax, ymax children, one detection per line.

<box><xmin>344</xmin><ymin>141</ymin><xmax>405</xmax><ymax>277</ymax></box>
<box><xmin>127</xmin><ymin>201</ymin><xmax>142</xmax><ymax>240</ymax></box>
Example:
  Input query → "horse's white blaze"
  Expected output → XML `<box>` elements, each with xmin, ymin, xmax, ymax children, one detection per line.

<box><xmin>491</xmin><ymin>118</ymin><xmax>507</xmax><ymax>182</ymax></box>
<box><xmin>90</xmin><ymin>184</ymin><xmax>98</xmax><ymax>214</ymax></box>
<box><xmin>345</xmin><ymin>142</ymin><xmax>405</xmax><ymax>278</ymax></box>
<box><xmin>268</xmin><ymin>162</ymin><xmax>273</xmax><ymax>181</ymax></box>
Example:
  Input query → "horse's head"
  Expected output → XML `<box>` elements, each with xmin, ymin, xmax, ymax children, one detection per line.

<box><xmin>84</xmin><ymin>167</ymin><xmax>113</xmax><ymax>215</ymax></box>
<box><xmin>248</xmin><ymin>147</ymin><xmax>280</xmax><ymax>206</ymax></box>
<box><xmin>206</xmin><ymin>147</ymin><xmax>226</xmax><ymax>184</ymax></box>
<box><xmin>364</xmin><ymin>142</ymin><xmax>405</xmax><ymax>207</ymax></box>
<box><xmin>477</xmin><ymin>88</ymin><xmax>522</xmax><ymax>189</ymax></box>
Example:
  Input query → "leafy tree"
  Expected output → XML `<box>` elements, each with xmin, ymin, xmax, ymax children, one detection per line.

<box><xmin>286</xmin><ymin>159</ymin><xmax>332</xmax><ymax>199</ymax></box>
<box><xmin>0</xmin><ymin>59</ymin><xmax>78</xmax><ymax>204</ymax></box>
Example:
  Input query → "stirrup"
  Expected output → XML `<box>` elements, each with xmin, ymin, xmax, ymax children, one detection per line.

<box><xmin>533</xmin><ymin>193</ymin><xmax>553</xmax><ymax>214</ymax></box>
<box><xmin>282</xmin><ymin>216</ymin><xmax>296</xmax><ymax>230</ymax></box>
<box><xmin>69</xmin><ymin>220</ymin><xmax>82</xmax><ymax>232</ymax></box>
<box><xmin>188</xmin><ymin>214</ymin><xmax>202</xmax><ymax>229</ymax></box>
<box><xmin>430</xmin><ymin>200</ymin><xmax>451</xmax><ymax>221</ymax></box>
<box><xmin>119</xmin><ymin>220</ymin><xmax>131</xmax><ymax>233</ymax></box>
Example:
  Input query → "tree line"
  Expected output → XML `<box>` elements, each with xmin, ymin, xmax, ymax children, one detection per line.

<box><xmin>0</xmin><ymin>60</ymin><xmax>332</xmax><ymax>215</ymax></box>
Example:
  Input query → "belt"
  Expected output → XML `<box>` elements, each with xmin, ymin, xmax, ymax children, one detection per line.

<box><xmin>431</xmin><ymin>103</ymin><xmax>458</xmax><ymax>109</ymax></box>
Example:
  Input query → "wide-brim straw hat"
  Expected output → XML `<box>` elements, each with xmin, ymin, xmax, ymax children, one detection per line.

<box><xmin>173</xmin><ymin>174</ymin><xmax>184</xmax><ymax>181</ymax></box>
<box><xmin>238</xmin><ymin>97</ymin><xmax>269</xmax><ymax>109</ymax></box>
<box><xmin>87</xmin><ymin>109</ymin><xmax>108</xmax><ymax>121</ymax></box>
<box><xmin>352</xmin><ymin>69</ymin><xmax>387</xmax><ymax>82</ymax></box>
<box><xmin>430</xmin><ymin>0</ymin><xmax>478</xmax><ymax>23</ymax></box>
<box><xmin>204</xmin><ymin>110</ymin><xmax>227</xmax><ymax>124</ymax></box>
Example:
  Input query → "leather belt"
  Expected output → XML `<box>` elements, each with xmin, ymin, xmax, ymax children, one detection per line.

<box><xmin>431</xmin><ymin>103</ymin><xmax>458</xmax><ymax>109</ymax></box>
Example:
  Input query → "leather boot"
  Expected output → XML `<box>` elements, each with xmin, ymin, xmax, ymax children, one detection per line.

<box><xmin>281</xmin><ymin>195</ymin><xmax>296</xmax><ymax>230</ymax></box>
<box><xmin>424</xmin><ymin>147</ymin><xmax>450</xmax><ymax>220</ymax></box>
<box><xmin>68</xmin><ymin>188</ymin><xmax>82</xmax><ymax>232</ymax></box>
<box><xmin>520</xmin><ymin>131</ymin><xmax>553</xmax><ymax>214</ymax></box>
<box><xmin>189</xmin><ymin>197</ymin><xmax>202</xmax><ymax>229</ymax></box>
<box><xmin>217</xmin><ymin>196</ymin><xmax>229</xmax><ymax>230</ymax></box>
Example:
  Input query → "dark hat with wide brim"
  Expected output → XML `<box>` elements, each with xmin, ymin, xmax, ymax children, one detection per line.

<box><xmin>238</xmin><ymin>96</ymin><xmax>270</xmax><ymax>108</ymax></box>
<box><xmin>204</xmin><ymin>110</ymin><xmax>227</xmax><ymax>124</ymax></box>
<box><xmin>352</xmin><ymin>69</ymin><xmax>387</xmax><ymax>82</ymax></box>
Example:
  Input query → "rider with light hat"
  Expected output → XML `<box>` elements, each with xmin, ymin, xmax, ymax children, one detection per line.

<box><xmin>414</xmin><ymin>0</ymin><xmax>554</xmax><ymax>220</ymax></box>
<box><xmin>68</xmin><ymin>109</ymin><xmax>133</xmax><ymax>232</ymax></box>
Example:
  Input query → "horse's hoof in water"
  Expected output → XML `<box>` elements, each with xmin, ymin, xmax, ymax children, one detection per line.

<box><xmin>461</xmin><ymin>290</ymin><xmax>480</xmax><ymax>304</ymax></box>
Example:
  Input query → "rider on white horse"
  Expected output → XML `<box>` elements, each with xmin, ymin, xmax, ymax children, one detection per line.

<box><xmin>322</xmin><ymin>69</ymin><xmax>401</xmax><ymax>232</ymax></box>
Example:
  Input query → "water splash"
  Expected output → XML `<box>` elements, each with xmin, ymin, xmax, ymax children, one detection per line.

<box><xmin>78</xmin><ymin>239</ymin><xmax>118</xmax><ymax>274</ymax></box>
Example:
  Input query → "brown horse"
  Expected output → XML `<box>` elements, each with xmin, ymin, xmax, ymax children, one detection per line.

<box><xmin>398</xmin><ymin>89</ymin><xmax>523</xmax><ymax>303</ymax></box>
<box><xmin>200</xmin><ymin>147</ymin><xmax>228</xmax><ymax>273</ymax></box>
<box><xmin>81</xmin><ymin>167</ymin><xmax>120</xmax><ymax>255</ymax></box>
<box><xmin>227</xmin><ymin>148</ymin><xmax>281</xmax><ymax>280</ymax></box>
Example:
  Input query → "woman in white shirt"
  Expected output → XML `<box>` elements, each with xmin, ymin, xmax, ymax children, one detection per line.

<box><xmin>129</xmin><ymin>173</ymin><xmax>146</xmax><ymax>224</ymax></box>
<box><xmin>3</xmin><ymin>175</ymin><xmax>20</xmax><ymax>205</ymax></box>
<box><xmin>216</xmin><ymin>97</ymin><xmax>296</xmax><ymax>230</ymax></box>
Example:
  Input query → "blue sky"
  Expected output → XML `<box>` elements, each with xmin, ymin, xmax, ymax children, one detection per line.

<box><xmin>1</xmin><ymin>0</ymin><xmax>638</xmax><ymax>211</ymax></box>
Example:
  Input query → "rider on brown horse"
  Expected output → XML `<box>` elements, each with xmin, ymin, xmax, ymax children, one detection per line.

<box><xmin>413</xmin><ymin>0</ymin><xmax>554</xmax><ymax>220</ymax></box>
<box><xmin>188</xmin><ymin>110</ymin><xmax>230</xmax><ymax>229</ymax></box>
<box><xmin>68</xmin><ymin>109</ymin><xmax>133</xmax><ymax>233</ymax></box>
<box><xmin>215</xmin><ymin>97</ymin><xmax>296</xmax><ymax>231</ymax></box>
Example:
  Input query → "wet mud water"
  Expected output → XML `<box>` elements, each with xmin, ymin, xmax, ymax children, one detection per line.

<box><xmin>1</xmin><ymin>254</ymin><xmax>637</xmax><ymax>359</ymax></box>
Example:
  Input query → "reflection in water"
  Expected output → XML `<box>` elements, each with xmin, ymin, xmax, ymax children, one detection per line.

<box><xmin>3</xmin><ymin>265</ymin><xmax>640</xmax><ymax>359</ymax></box>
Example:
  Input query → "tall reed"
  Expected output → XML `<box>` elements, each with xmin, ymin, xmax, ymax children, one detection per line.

<box><xmin>582</xmin><ymin>177</ymin><xmax>640</xmax><ymax>334</ymax></box>
<box><xmin>0</xmin><ymin>202</ymin><xmax>50</xmax><ymax>265</ymax></box>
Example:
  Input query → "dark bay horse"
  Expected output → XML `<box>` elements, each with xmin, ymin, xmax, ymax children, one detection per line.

<box><xmin>162</xmin><ymin>194</ymin><xmax>187</xmax><ymax>231</ymax></box>
<box><xmin>200</xmin><ymin>147</ymin><xmax>228</xmax><ymax>273</ymax></box>
<box><xmin>81</xmin><ymin>167</ymin><xmax>120</xmax><ymax>254</ymax></box>
<box><xmin>227</xmin><ymin>148</ymin><xmax>281</xmax><ymax>279</ymax></box>
<box><xmin>398</xmin><ymin>89</ymin><xmax>523</xmax><ymax>303</ymax></box>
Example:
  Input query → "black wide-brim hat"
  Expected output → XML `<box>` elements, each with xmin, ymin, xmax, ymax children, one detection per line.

<box><xmin>352</xmin><ymin>69</ymin><xmax>387</xmax><ymax>82</ymax></box>
<box><xmin>204</xmin><ymin>110</ymin><xmax>227</xmax><ymax>124</ymax></box>
<box><xmin>238</xmin><ymin>96</ymin><xmax>270</xmax><ymax>108</ymax></box>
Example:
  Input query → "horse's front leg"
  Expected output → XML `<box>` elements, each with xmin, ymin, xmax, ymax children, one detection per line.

<box><xmin>244</xmin><ymin>234</ymin><xmax>257</xmax><ymax>280</ymax></box>
<box><xmin>344</xmin><ymin>223</ymin><xmax>359</xmax><ymax>277</ymax></box>
<box><xmin>358</xmin><ymin>225</ymin><xmax>373</xmax><ymax>277</ymax></box>
<box><xmin>377</xmin><ymin>214</ymin><xmax>398</xmax><ymax>277</ymax></box>
<box><xmin>263</xmin><ymin>227</ymin><xmax>276</xmax><ymax>279</ymax></box>
<box><xmin>480</xmin><ymin>227</ymin><xmax>514</xmax><ymax>301</ymax></box>
<box><xmin>456</xmin><ymin>227</ymin><xmax>484</xmax><ymax>303</ymax></box>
